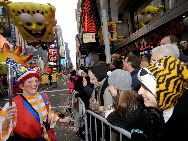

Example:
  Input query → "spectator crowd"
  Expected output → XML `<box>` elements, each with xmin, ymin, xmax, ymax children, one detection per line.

<box><xmin>67</xmin><ymin>35</ymin><xmax>188</xmax><ymax>141</ymax></box>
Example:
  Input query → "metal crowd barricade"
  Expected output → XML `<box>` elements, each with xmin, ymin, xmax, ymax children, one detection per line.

<box><xmin>71</xmin><ymin>91</ymin><xmax>88</xmax><ymax>135</ymax></box>
<box><xmin>85</xmin><ymin>110</ymin><xmax>131</xmax><ymax>141</ymax></box>
<box><xmin>73</xmin><ymin>96</ymin><xmax>131</xmax><ymax>141</ymax></box>
<box><xmin>71</xmin><ymin>90</ymin><xmax>75</xmax><ymax>107</ymax></box>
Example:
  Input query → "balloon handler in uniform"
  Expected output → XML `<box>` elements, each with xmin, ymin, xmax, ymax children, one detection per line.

<box><xmin>0</xmin><ymin>64</ymin><xmax>72</xmax><ymax>141</ymax></box>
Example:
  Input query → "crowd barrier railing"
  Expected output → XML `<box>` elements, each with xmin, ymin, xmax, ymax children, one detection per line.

<box><xmin>74</xmin><ymin>96</ymin><xmax>131</xmax><ymax>141</ymax></box>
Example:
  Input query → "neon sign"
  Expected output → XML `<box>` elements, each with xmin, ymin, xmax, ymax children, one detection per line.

<box><xmin>140</xmin><ymin>45</ymin><xmax>151</xmax><ymax>51</ymax></box>
<box><xmin>48</xmin><ymin>49</ymin><xmax>58</xmax><ymax>62</ymax></box>
<box><xmin>81</xmin><ymin>0</ymin><xmax>96</xmax><ymax>34</ymax></box>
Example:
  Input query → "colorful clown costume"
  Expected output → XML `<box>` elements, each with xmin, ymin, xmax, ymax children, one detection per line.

<box><xmin>0</xmin><ymin>92</ymin><xmax>59</xmax><ymax>141</ymax></box>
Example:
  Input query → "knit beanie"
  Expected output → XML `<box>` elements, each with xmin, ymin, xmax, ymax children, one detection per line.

<box><xmin>90</xmin><ymin>64</ymin><xmax>107</xmax><ymax>82</ymax></box>
<box><xmin>137</xmin><ymin>56</ymin><xmax>188</xmax><ymax>110</ymax></box>
<box><xmin>108</xmin><ymin>69</ymin><xmax>132</xmax><ymax>91</ymax></box>
<box><xmin>16</xmin><ymin>68</ymin><xmax>40</xmax><ymax>86</ymax></box>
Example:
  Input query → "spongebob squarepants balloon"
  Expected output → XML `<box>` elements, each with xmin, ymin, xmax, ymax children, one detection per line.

<box><xmin>0</xmin><ymin>1</ymin><xmax>57</xmax><ymax>50</ymax></box>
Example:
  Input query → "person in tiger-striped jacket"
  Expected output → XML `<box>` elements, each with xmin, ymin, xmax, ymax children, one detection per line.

<box><xmin>0</xmin><ymin>67</ymin><xmax>72</xmax><ymax>141</ymax></box>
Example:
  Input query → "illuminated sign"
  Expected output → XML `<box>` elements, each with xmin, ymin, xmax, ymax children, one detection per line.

<box><xmin>83</xmin><ymin>32</ymin><xmax>96</xmax><ymax>43</ymax></box>
<box><xmin>61</xmin><ymin>59</ymin><xmax>66</xmax><ymax>68</ymax></box>
<box><xmin>81</xmin><ymin>0</ymin><xmax>96</xmax><ymax>34</ymax></box>
<box><xmin>147</xmin><ymin>22</ymin><xmax>182</xmax><ymax>45</ymax></box>
<box><xmin>119</xmin><ymin>22</ymin><xmax>182</xmax><ymax>54</ymax></box>
<box><xmin>140</xmin><ymin>45</ymin><xmax>151</xmax><ymax>51</ymax></box>
<box><xmin>50</xmin><ymin>44</ymin><xmax>56</xmax><ymax>48</ymax></box>
<box><xmin>48</xmin><ymin>49</ymin><xmax>58</xmax><ymax>63</ymax></box>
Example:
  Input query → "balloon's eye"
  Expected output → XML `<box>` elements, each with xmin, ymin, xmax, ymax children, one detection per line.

<box><xmin>19</xmin><ymin>13</ymin><xmax>33</xmax><ymax>26</ymax></box>
<box><xmin>36</xmin><ymin>22</ymin><xmax>43</xmax><ymax>26</ymax></box>
<box><xmin>25</xmin><ymin>22</ymin><xmax>32</xmax><ymax>26</ymax></box>
<box><xmin>33</xmin><ymin>13</ymin><xmax>45</xmax><ymax>26</ymax></box>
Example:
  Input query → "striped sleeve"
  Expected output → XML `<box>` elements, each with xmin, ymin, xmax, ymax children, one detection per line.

<box><xmin>0</xmin><ymin>102</ymin><xmax>17</xmax><ymax>141</ymax></box>
<box><xmin>47</xmin><ymin>102</ymin><xmax>59</xmax><ymax>124</ymax></box>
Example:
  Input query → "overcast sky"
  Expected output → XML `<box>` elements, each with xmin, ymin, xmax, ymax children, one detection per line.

<box><xmin>11</xmin><ymin>0</ymin><xmax>78</xmax><ymax>68</ymax></box>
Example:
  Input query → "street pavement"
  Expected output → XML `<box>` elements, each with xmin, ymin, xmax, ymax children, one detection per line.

<box><xmin>0</xmin><ymin>75</ymin><xmax>81</xmax><ymax>141</ymax></box>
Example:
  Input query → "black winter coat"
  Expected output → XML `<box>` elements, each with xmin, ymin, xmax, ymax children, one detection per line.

<box><xmin>107</xmin><ymin>101</ymin><xmax>164</xmax><ymax>141</ymax></box>
<box><xmin>74</xmin><ymin>76</ymin><xmax>83</xmax><ymax>92</ymax></box>
<box><xmin>162</xmin><ymin>90</ymin><xmax>188</xmax><ymax>140</ymax></box>
<box><xmin>75</xmin><ymin>76</ymin><xmax>94</xmax><ymax>110</ymax></box>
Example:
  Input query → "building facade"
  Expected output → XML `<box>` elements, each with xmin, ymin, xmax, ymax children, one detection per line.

<box><xmin>114</xmin><ymin>0</ymin><xmax>188</xmax><ymax>56</ymax></box>
<box><xmin>76</xmin><ymin>0</ymin><xmax>188</xmax><ymax>64</ymax></box>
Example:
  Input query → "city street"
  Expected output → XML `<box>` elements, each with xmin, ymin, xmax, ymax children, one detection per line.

<box><xmin>0</xmin><ymin>75</ymin><xmax>81</xmax><ymax>141</ymax></box>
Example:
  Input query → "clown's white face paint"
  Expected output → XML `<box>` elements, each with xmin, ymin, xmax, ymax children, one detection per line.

<box><xmin>21</xmin><ymin>76</ymin><xmax>39</xmax><ymax>96</ymax></box>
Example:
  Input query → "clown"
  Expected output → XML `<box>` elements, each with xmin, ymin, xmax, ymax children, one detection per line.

<box><xmin>0</xmin><ymin>1</ymin><xmax>57</xmax><ymax>50</ymax></box>
<box><xmin>0</xmin><ymin>63</ymin><xmax>72</xmax><ymax>141</ymax></box>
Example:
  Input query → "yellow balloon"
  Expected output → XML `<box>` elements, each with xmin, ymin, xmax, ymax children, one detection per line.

<box><xmin>134</xmin><ymin>5</ymin><xmax>164</xmax><ymax>29</ymax></box>
<box><xmin>0</xmin><ymin>1</ymin><xmax>56</xmax><ymax>46</ymax></box>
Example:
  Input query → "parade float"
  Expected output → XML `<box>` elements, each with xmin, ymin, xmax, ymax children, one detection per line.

<box><xmin>0</xmin><ymin>43</ymin><xmax>33</xmax><ymax>95</ymax></box>
<box><xmin>0</xmin><ymin>0</ymin><xmax>57</xmax><ymax>50</ymax></box>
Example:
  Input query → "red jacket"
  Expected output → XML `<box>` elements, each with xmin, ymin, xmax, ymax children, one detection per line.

<box><xmin>13</xmin><ymin>93</ymin><xmax>49</xmax><ymax>138</ymax></box>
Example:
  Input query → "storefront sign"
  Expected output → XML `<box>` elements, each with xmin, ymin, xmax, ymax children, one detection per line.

<box><xmin>147</xmin><ymin>22</ymin><xmax>182</xmax><ymax>45</ymax></box>
<box><xmin>83</xmin><ymin>32</ymin><xmax>96</xmax><ymax>43</ymax></box>
<box><xmin>117</xmin><ymin>22</ymin><xmax>182</xmax><ymax>55</ymax></box>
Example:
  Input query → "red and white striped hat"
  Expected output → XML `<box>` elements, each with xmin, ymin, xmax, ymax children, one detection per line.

<box><xmin>16</xmin><ymin>68</ymin><xmax>40</xmax><ymax>86</ymax></box>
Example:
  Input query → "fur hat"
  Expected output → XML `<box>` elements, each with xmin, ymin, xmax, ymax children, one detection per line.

<box><xmin>90</xmin><ymin>64</ymin><xmax>107</xmax><ymax>82</ymax></box>
<box><xmin>108</xmin><ymin>69</ymin><xmax>132</xmax><ymax>91</ymax></box>
<box><xmin>138</xmin><ymin>56</ymin><xmax>188</xmax><ymax>110</ymax></box>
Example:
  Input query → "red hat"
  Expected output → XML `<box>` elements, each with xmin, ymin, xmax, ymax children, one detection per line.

<box><xmin>16</xmin><ymin>68</ymin><xmax>40</xmax><ymax>86</ymax></box>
